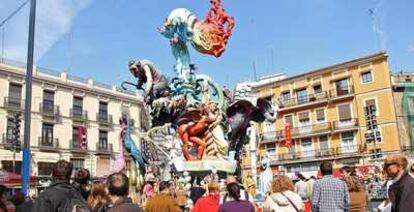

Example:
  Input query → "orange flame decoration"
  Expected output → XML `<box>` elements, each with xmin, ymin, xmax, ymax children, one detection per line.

<box><xmin>192</xmin><ymin>0</ymin><xmax>235</xmax><ymax>57</ymax></box>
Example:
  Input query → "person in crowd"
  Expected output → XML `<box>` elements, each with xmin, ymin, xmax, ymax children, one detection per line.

<box><xmin>192</xmin><ymin>181</ymin><xmax>220</xmax><ymax>212</ymax></box>
<box><xmin>262</xmin><ymin>175</ymin><xmax>304</xmax><ymax>212</ymax></box>
<box><xmin>340</xmin><ymin>166</ymin><xmax>356</xmax><ymax>178</ymax></box>
<box><xmin>0</xmin><ymin>185</ymin><xmax>14</xmax><ymax>212</ymax></box>
<box><xmin>218</xmin><ymin>182</ymin><xmax>254</xmax><ymax>212</ymax></box>
<box><xmin>189</xmin><ymin>182</ymin><xmax>206</xmax><ymax>205</ymax></box>
<box><xmin>73</xmin><ymin>168</ymin><xmax>91</xmax><ymax>200</ymax></box>
<box><xmin>220</xmin><ymin>176</ymin><xmax>254</xmax><ymax>205</ymax></box>
<box><xmin>343</xmin><ymin>175</ymin><xmax>367</xmax><ymax>212</ymax></box>
<box><xmin>311</xmin><ymin>161</ymin><xmax>349</xmax><ymax>212</ymax></box>
<box><xmin>32</xmin><ymin>160</ymin><xmax>86</xmax><ymax>212</ymax></box>
<box><xmin>383</xmin><ymin>154</ymin><xmax>414</xmax><ymax>212</ymax></box>
<box><xmin>11</xmin><ymin>192</ymin><xmax>33</xmax><ymax>212</ymax></box>
<box><xmin>409</xmin><ymin>163</ymin><xmax>414</xmax><ymax>178</ymax></box>
<box><xmin>305</xmin><ymin>176</ymin><xmax>316</xmax><ymax>200</ymax></box>
<box><xmin>87</xmin><ymin>182</ymin><xmax>111</xmax><ymax>212</ymax></box>
<box><xmin>145</xmin><ymin>181</ymin><xmax>181</xmax><ymax>212</ymax></box>
<box><xmin>294</xmin><ymin>173</ymin><xmax>307</xmax><ymax>200</ymax></box>
<box><xmin>106</xmin><ymin>172</ymin><xmax>143</xmax><ymax>212</ymax></box>
<box><xmin>143</xmin><ymin>173</ymin><xmax>157</xmax><ymax>201</ymax></box>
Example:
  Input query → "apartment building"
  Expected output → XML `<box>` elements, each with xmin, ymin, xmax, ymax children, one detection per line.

<box><xmin>392</xmin><ymin>72</ymin><xmax>414</xmax><ymax>151</ymax></box>
<box><xmin>0</xmin><ymin>59</ymin><xmax>147</xmax><ymax>179</ymax></box>
<box><xmin>252</xmin><ymin>52</ymin><xmax>400</xmax><ymax>177</ymax></box>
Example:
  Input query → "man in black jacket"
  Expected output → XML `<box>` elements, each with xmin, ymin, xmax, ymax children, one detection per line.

<box><xmin>32</xmin><ymin>160</ymin><xmax>82</xmax><ymax>212</ymax></box>
<box><xmin>384</xmin><ymin>154</ymin><xmax>414</xmax><ymax>212</ymax></box>
<box><xmin>107</xmin><ymin>172</ymin><xmax>143</xmax><ymax>212</ymax></box>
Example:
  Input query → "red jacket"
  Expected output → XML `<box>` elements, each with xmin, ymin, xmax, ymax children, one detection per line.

<box><xmin>192</xmin><ymin>194</ymin><xmax>220</xmax><ymax>212</ymax></box>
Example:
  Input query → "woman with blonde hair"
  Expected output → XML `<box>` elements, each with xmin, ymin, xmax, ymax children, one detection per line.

<box><xmin>343</xmin><ymin>175</ymin><xmax>367</xmax><ymax>212</ymax></box>
<box><xmin>263</xmin><ymin>175</ymin><xmax>304</xmax><ymax>212</ymax></box>
<box><xmin>87</xmin><ymin>182</ymin><xmax>111</xmax><ymax>212</ymax></box>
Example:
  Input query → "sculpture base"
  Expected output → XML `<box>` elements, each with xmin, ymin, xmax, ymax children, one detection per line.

<box><xmin>183</xmin><ymin>159</ymin><xmax>236</xmax><ymax>173</ymax></box>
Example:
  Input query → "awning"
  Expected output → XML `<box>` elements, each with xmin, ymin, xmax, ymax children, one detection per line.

<box><xmin>0</xmin><ymin>169</ymin><xmax>37</xmax><ymax>186</ymax></box>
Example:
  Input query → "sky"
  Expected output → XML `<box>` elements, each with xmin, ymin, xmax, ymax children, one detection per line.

<box><xmin>0</xmin><ymin>0</ymin><xmax>413</xmax><ymax>88</ymax></box>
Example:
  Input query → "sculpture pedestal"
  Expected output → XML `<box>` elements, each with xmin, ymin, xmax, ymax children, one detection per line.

<box><xmin>183</xmin><ymin>159</ymin><xmax>236</xmax><ymax>173</ymax></box>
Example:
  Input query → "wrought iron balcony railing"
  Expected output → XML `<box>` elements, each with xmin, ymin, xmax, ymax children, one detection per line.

<box><xmin>70</xmin><ymin>109</ymin><xmax>88</xmax><ymax>121</ymax></box>
<box><xmin>332</xmin><ymin>118</ymin><xmax>359</xmax><ymax>131</ymax></box>
<box><xmin>329</xmin><ymin>85</ymin><xmax>355</xmax><ymax>98</ymax></box>
<box><xmin>38</xmin><ymin>137</ymin><xmax>59</xmax><ymax>148</ymax></box>
<box><xmin>96</xmin><ymin>142</ymin><xmax>113</xmax><ymax>153</ymax></box>
<box><xmin>96</xmin><ymin>113</ymin><xmax>113</xmax><ymax>125</ymax></box>
<box><xmin>3</xmin><ymin>97</ymin><xmax>24</xmax><ymax>111</ymax></box>
<box><xmin>39</xmin><ymin>103</ymin><xmax>59</xmax><ymax>117</ymax></box>
<box><xmin>278</xmin><ymin>91</ymin><xmax>328</xmax><ymax>109</ymax></box>
<box><xmin>70</xmin><ymin>140</ymin><xmax>87</xmax><ymax>152</ymax></box>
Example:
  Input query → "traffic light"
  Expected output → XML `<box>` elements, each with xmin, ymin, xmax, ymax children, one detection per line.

<box><xmin>12</xmin><ymin>112</ymin><xmax>21</xmax><ymax>152</ymax></box>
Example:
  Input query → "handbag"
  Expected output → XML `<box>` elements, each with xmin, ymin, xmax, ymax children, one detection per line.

<box><xmin>280</xmin><ymin>192</ymin><xmax>300</xmax><ymax>212</ymax></box>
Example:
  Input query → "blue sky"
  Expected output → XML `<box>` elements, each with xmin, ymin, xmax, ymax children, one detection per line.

<box><xmin>1</xmin><ymin>0</ymin><xmax>413</xmax><ymax>87</ymax></box>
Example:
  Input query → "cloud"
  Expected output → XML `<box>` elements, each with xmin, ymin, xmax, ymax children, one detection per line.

<box><xmin>409</xmin><ymin>43</ymin><xmax>414</xmax><ymax>52</ymax></box>
<box><xmin>0</xmin><ymin>0</ymin><xmax>94</xmax><ymax>62</ymax></box>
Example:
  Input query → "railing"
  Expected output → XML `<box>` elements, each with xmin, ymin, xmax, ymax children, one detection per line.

<box><xmin>260</xmin><ymin>122</ymin><xmax>332</xmax><ymax>143</ymax></box>
<box><xmin>332</xmin><ymin>118</ymin><xmax>359</xmax><ymax>131</ymax></box>
<box><xmin>96</xmin><ymin>113</ymin><xmax>113</xmax><ymax>125</ymax></box>
<box><xmin>261</xmin><ymin>130</ymin><xmax>284</xmax><ymax>142</ymax></box>
<box><xmin>67</xmin><ymin>74</ymin><xmax>88</xmax><ymax>83</ymax></box>
<box><xmin>96</xmin><ymin>143</ymin><xmax>113</xmax><ymax>153</ymax></box>
<box><xmin>3</xmin><ymin>97</ymin><xmax>24</xmax><ymax>111</ymax></box>
<box><xmin>278</xmin><ymin>92</ymin><xmax>328</xmax><ymax>108</ymax></box>
<box><xmin>70</xmin><ymin>140</ymin><xmax>87</xmax><ymax>151</ymax></box>
<box><xmin>94</xmin><ymin>81</ymin><xmax>112</xmax><ymax>90</ymax></box>
<box><xmin>279</xmin><ymin>148</ymin><xmax>336</xmax><ymax>161</ymax></box>
<box><xmin>39</xmin><ymin>103</ymin><xmax>59</xmax><ymax>116</ymax></box>
<box><xmin>70</xmin><ymin>109</ymin><xmax>88</xmax><ymax>121</ymax></box>
<box><xmin>37</xmin><ymin>67</ymin><xmax>61</xmax><ymax>77</ymax></box>
<box><xmin>38</xmin><ymin>137</ymin><xmax>59</xmax><ymax>148</ymax></box>
<box><xmin>336</xmin><ymin>144</ymin><xmax>362</xmax><ymax>155</ymax></box>
<box><xmin>329</xmin><ymin>85</ymin><xmax>355</xmax><ymax>98</ymax></box>
<box><xmin>2</xmin><ymin>133</ymin><xmax>13</xmax><ymax>145</ymax></box>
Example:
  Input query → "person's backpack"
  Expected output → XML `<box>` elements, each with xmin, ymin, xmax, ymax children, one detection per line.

<box><xmin>57</xmin><ymin>187</ymin><xmax>90</xmax><ymax>212</ymax></box>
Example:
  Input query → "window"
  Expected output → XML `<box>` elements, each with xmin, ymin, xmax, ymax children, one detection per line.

<box><xmin>341</xmin><ymin>132</ymin><xmax>356</xmax><ymax>153</ymax></box>
<box><xmin>1</xmin><ymin>161</ymin><xmax>22</xmax><ymax>174</ymax></box>
<box><xmin>313</xmin><ymin>84</ymin><xmax>322</xmax><ymax>94</ymax></box>
<box><xmin>285</xmin><ymin>115</ymin><xmax>293</xmax><ymax>127</ymax></box>
<box><xmin>72</xmin><ymin>127</ymin><xmax>80</xmax><ymax>148</ymax></box>
<box><xmin>98</xmin><ymin>130</ymin><xmax>108</xmax><ymax>149</ymax></box>
<box><xmin>43</xmin><ymin>90</ymin><xmax>55</xmax><ymax>111</ymax></box>
<box><xmin>301</xmin><ymin>138</ymin><xmax>313</xmax><ymax>157</ymax></box>
<box><xmin>38</xmin><ymin>162</ymin><xmax>54</xmax><ymax>176</ymax></box>
<box><xmin>266</xmin><ymin>143</ymin><xmax>276</xmax><ymax>157</ymax></box>
<box><xmin>6</xmin><ymin>117</ymin><xmax>15</xmax><ymax>143</ymax></box>
<box><xmin>316</xmin><ymin>109</ymin><xmax>325</xmax><ymax>122</ymax></box>
<box><xmin>73</xmin><ymin>96</ymin><xmax>83</xmax><ymax>116</ymax></box>
<box><xmin>8</xmin><ymin>83</ymin><xmax>22</xmax><ymax>108</ymax></box>
<box><xmin>335</xmin><ymin>78</ymin><xmax>350</xmax><ymax>95</ymax></box>
<box><xmin>361</xmin><ymin>71</ymin><xmax>373</xmax><ymax>83</ymax></box>
<box><xmin>98</xmin><ymin>101</ymin><xmax>108</xmax><ymax>119</ymax></box>
<box><xmin>71</xmin><ymin>159</ymin><xmax>84</xmax><ymax>171</ymax></box>
<box><xmin>298</xmin><ymin>112</ymin><xmax>310</xmax><ymax>125</ymax></box>
<box><xmin>41</xmin><ymin>123</ymin><xmax>54</xmax><ymax>145</ymax></box>
<box><xmin>338</xmin><ymin>104</ymin><xmax>352</xmax><ymax>122</ymax></box>
<box><xmin>365</xmin><ymin>99</ymin><xmax>377</xmax><ymax>116</ymax></box>
<box><xmin>288</xmin><ymin>140</ymin><xmax>296</xmax><ymax>154</ymax></box>
<box><xmin>319</xmin><ymin>135</ymin><xmax>329</xmax><ymax>150</ymax></box>
<box><xmin>296</xmin><ymin>88</ymin><xmax>308</xmax><ymax>104</ymax></box>
<box><xmin>280</xmin><ymin>91</ymin><xmax>291</xmax><ymax>101</ymax></box>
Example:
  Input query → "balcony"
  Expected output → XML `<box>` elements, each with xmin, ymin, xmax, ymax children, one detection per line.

<box><xmin>335</xmin><ymin>144</ymin><xmax>363</xmax><ymax>156</ymax></box>
<box><xmin>260</xmin><ymin>122</ymin><xmax>332</xmax><ymax>144</ymax></box>
<box><xmin>332</xmin><ymin>118</ymin><xmax>359</xmax><ymax>133</ymax></box>
<box><xmin>96</xmin><ymin>113</ymin><xmax>113</xmax><ymax>126</ymax></box>
<box><xmin>329</xmin><ymin>85</ymin><xmax>355</xmax><ymax>101</ymax></box>
<box><xmin>39</xmin><ymin>103</ymin><xmax>59</xmax><ymax>121</ymax></box>
<box><xmin>3</xmin><ymin>97</ymin><xmax>24</xmax><ymax>112</ymax></box>
<box><xmin>38</xmin><ymin>137</ymin><xmax>59</xmax><ymax>151</ymax></box>
<box><xmin>70</xmin><ymin>109</ymin><xmax>88</xmax><ymax>123</ymax></box>
<box><xmin>96</xmin><ymin>143</ymin><xmax>113</xmax><ymax>155</ymax></box>
<box><xmin>278</xmin><ymin>92</ymin><xmax>328</xmax><ymax>112</ymax></box>
<box><xmin>1</xmin><ymin>133</ymin><xmax>22</xmax><ymax>150</ymax></box>
<box><xmin>70</xmin><ymin>140</ymin><xmax>87</xmax><ymax>153</ymax></box>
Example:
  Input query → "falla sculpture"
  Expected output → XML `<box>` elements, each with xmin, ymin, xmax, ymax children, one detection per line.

<box><xmin>122</xmin><ymin>0</ymin><xmax>277</xmax><ymax>178</ymax></box>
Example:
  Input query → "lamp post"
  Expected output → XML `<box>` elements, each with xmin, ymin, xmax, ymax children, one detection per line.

<box><xmin>22</xmin><ymin>0</ymin><xmax>36</xmax><ymax>195</ymax></box>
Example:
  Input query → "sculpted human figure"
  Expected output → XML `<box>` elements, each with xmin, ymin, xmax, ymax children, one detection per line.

<box><xmin>128</xmin><ymin>59</ymin><xmax>170</xmax><ymax>103</ymax></box>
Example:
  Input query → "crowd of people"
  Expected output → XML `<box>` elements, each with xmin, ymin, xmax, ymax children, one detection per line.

<box><xmin>0</xmin><ymin>154</ymin><xmax>413</xmax><ymax>212</ymax></box>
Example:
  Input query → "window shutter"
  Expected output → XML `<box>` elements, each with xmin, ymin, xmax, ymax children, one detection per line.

<box><xmin>338</xmin><ymin>104</ymin><xmax>352</xmax><ymax>120</ymax></box>
<box><xmin>316</xmin><ymin>109</ymin><xmax>325</xmax><ymax>121</ymax></box>
<box><xmin>285</xmin><ymin>115</ymin><xmax>293</xmax><ymax>126</ymax></box>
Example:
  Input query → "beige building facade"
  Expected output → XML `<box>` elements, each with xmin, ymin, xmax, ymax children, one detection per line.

<box><xmin>0</xmin><ymin>59</ymin><xmax>146</xmax><ymax>178</ymax></box>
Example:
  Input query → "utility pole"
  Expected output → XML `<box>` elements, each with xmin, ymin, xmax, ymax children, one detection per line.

<box><xmin>22</xmin><ymin>0</ymin><xmax>37</xmax><ymax>195</ymax></box>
